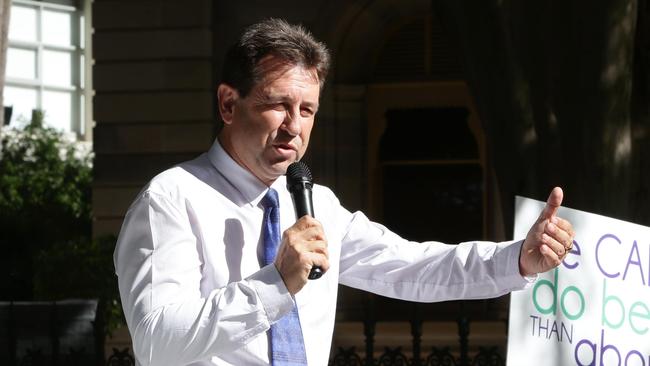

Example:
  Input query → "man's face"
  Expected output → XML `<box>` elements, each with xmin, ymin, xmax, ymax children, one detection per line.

<box><xmin>219</xmin><ymin>58</ymin><xmax>320</xmax><ymax>185</ymax></box>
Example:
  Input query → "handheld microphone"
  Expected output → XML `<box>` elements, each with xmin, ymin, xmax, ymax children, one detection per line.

<box><xmin>286</xmin><ymin>161</ymin><xmax>323</xmax><ymax>280</ymax></box>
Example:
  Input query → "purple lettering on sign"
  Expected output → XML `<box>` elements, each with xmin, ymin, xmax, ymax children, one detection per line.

<box><xmin>562</xmin><ymin>240</ymin><xmax>581</xmax><ymax>270</ymax></box>
<box><xmin>599</xmin><ymin>329</ymin><xmax>621</xmax><ymax>366</ymax></box>
<box><xmin>623</xmin><ymin>240</ymin><xmax>646</xmax><ymax>286</ymax></box>
<box><xmin>596</xmin><ymin>234</ymin><xmax>621</xmax><ymax>279</ymax></box>
<box><xmin>574</xmin><ymin>338</ymin><xmax>596</xmax><ymax>366</ymax></box>
<box><xmin>624</xmin><ymin>350</ymin><xmax>645</xmax><ymax>366</ymax></box>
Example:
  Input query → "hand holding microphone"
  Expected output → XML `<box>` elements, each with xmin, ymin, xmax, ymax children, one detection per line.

<box><xmin>286</xmin><ymin>161</ymin><xmax>324</xmax><ymax>280</ymax></box>
<box><xmin>273</xmin><ymin>161</ymin><xmax>328</xmax><ymax>295</ymax></box>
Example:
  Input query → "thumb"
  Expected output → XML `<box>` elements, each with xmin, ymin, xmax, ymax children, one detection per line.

<box><xmin>541</xmin><ymin>186</ymin><xmax>563</xmax><ymax>220</ymax></box>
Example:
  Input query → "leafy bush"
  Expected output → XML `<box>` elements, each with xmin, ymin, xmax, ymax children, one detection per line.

<box><xmin>0</xmin><ymin>110</ymin><xmax>92</xmax><ymax>228</ymax></box>
<box><xmin>1</xmin><ymin>110</ymin><xmax>123</xmax><ymax>335</ymax></box>
<box><xmin>1</xmin><ymin>110</ymin><xmax>93</xmax><ymax>300</ymax></box>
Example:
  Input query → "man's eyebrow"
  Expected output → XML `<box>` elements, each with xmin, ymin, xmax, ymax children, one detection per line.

<box><xmin>258</xmin><ymin>94</ymin><xmax>319</xmax><ymax>110</ymax></box>
<box><xmin>256</xmin><ymin>93</ymin><xmax>290</xmax><ymax>104</ymax></box>
<box><xmin>304</xmin><ymin>101</ymin><xmax>319</xmax><ymax>112</ymax></box>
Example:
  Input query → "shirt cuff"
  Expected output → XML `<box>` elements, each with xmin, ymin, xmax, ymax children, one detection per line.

<box><xmin>497</xmin><ymin>240</ymin><xmax>538</xmax><ymax>289</ymax></box>
<box><xmin>247</xmin><ymin>264</ymin><xmax>295</xmax><ymax>324</ymax></box>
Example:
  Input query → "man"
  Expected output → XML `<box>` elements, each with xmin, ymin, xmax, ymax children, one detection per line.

<box><xmin>114</xmin><ymin>18</ymin><xmax>575</xmax><ymax>366</ymax></box>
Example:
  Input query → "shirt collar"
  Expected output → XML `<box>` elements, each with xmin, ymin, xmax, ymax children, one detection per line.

<box><xmin>207</xmin><ymin>139</ymin><xmax>286</xmax><ymax>208</ymax></box>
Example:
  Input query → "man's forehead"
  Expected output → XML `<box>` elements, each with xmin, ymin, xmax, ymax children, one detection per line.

<box><xmin>254</xmin><ymin>55</ymin><xmax>320</xmax><ymax>87</ymax></box>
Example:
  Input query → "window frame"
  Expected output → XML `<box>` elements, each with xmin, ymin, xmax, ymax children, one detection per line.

<box><xmin>5</xmin><ymin>0</ymin><xmax>92</xmax><ymax>140</ymax></box>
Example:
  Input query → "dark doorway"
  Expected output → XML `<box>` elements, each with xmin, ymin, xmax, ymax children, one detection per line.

<box><xmin>380</xmin><ymin>107</ymin><xmax>483</xmax><ymax>243</ymax></box>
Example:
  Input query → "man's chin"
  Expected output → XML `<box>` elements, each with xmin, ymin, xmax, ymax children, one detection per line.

<box><xmin>262</xmin><ymin>152</ymin><xmax>299</xmax><ymax>178</ymax></box>
<box><xmin>274</xmin><ymin>160</ymin><xmax>294</xmax><ymax>175</ymax></box>
<box><xmin>259</xmin><ymin>159</ymin><xmax>293</xmax><ymax>180</ymax></box>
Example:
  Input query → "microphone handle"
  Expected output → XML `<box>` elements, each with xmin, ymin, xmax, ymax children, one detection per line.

<box><xmin>293</xmin><ymin>190</ymin><xmax>314</xmax><ymax>218</ymax></box>
<box><xmin>291</xmin><ymin>189</ymin><xmax>323</xmax><ymax>280</ymax></box>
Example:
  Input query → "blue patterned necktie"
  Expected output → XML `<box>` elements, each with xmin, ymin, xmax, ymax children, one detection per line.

<box><xmin>261</xmin><ymin>188</ymin><xmax>308</xmax><ymax>365</ymax></box>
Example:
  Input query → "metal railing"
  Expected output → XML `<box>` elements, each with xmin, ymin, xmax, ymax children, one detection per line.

<box><xmin>2</xmin><ymin>299</ymin><xmax>506</xmax><ymax>366</ymax></box>
<box><xmin>1</xmin><ymin>300</ymin><xmax>104</xmax><ymax>366</ymax></box>
<box><xmin>328</xmin><ymin>316</ymin><xmax>505</xmax><ymax>366</ymax></box>
<box><xmin>328</xmin><ymin>295</ymin><xmax>507</xmax><ymax>366</ymax></box>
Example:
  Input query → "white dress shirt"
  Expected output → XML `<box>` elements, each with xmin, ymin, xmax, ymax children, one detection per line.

<box><xmin>114</xmin><ymin>140</ymin><xmax>531</xmax><ymax>366</ymax></box>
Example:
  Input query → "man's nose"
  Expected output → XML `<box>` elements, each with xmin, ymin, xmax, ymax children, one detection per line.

<box><xmin>281</xmin><ymin>109</ymin><xmax>302</xmax><ymax>136</ymax></box>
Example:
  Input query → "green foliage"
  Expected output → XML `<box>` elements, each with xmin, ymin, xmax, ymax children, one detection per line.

<box><xmin>0</xmin><ymin>110</ymin><xmax>124</xmax><ymax>336</ymax></box>
<box><xmin>0</xmin><ymin>110</ymin><xmax>92</xmax><ymax>297</ymax></box>
<box><xmin>0</xmin><ymin>110</ymin><xmax>92</xmax><ymax>236</ymax></box>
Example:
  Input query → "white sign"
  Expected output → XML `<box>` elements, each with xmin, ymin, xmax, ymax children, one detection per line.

<box><xmin>507</xmin><ymin>196</ymin><xmax>650</xmax><ymax>366</ymax></box>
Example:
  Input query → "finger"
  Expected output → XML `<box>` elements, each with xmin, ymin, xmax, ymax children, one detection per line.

<box><xmin>540</xmin><ymin>187</ymin><xmax>563</xmax><ymax>220</ymax></box>
<box><xmin>540</xmin><ymin>244</ymin><xmax>563</xmax><ymax>267</ymax></box>
<box><xmin>306</xmin><ymin>251</ymin><xmax>330</xmax><ymax>273</ymax></box>
<box><xmin>301</xmin><ymin>239</ymin><xmax>328</xmax><ymax>256</ymax></box>
<box><xmin>296</xmin><ymin>225</ymin><xmax>327</xmax><ymax>242</ymax></box>
<box><xmin>282</xmin><ymin>223</ymin><xmax>325</xmax><ymax>243</ymax></box>
<box><xmin>542</xmin><ymin>232</ymin><xmax>566</xmax><ymax>257</ymax></box>
<box><xmin>545</xmin><ymin>221</ymin><xmax>573</xmax><ymax>249</ymax></box>
<box><xmin>282</xmin><ymin>230</ymin><xmax>328</xmax><ymax>255</ymax></box>
<box><xmin>551</xmin><ymin>216</ymin><xmax>576</xmax><ymax>238</ymax></box>
<box><xmin>290</xmin><ymin>215</ymin><xmax>323</xmax><ymax>232</ymax></box>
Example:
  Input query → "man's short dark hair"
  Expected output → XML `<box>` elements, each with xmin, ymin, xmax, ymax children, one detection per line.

<box><xmin>222</xmin><ymin>18</ymin><xmax>331</xmax><ymax>97</ymax></box>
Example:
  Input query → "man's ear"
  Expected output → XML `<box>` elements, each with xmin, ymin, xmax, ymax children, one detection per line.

<box><xmin>217</xmin><ymin>84</ymin><xmax>239</xmax><ymax>125</ymax></box>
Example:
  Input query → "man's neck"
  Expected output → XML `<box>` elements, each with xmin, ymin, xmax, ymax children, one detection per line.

<box><xmin>216</xmin><ymin>135</ymin><xmax>277</xmax><ymax>187</ymax></box>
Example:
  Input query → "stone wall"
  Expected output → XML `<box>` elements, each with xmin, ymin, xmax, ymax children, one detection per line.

<box><xmin>92</xmin><ymin>0</ymin><xmax>216</xmax><ymax>237</ymax></box>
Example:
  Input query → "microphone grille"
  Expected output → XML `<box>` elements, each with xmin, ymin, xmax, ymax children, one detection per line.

<box><xmin>286</xmin><ymin>161</ymin><xmax>312</xmax><ymax>183</ymax></box>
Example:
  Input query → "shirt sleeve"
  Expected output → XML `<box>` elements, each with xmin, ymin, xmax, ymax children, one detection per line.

<box><xmin>337</xmin><ymin>209</ymin><xmax>533</xmax><ymax>302</ymax></box>
<box><xmin>113</xmin><ymin>190</ymin><xmax>294</xmax><ymax>366</ymax></box>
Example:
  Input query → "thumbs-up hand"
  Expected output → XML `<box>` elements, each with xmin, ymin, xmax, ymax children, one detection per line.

<box><xmin>519</xmin><ymin>187</ymin><xmax>576</xmax><ymax>276</ymax></box>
